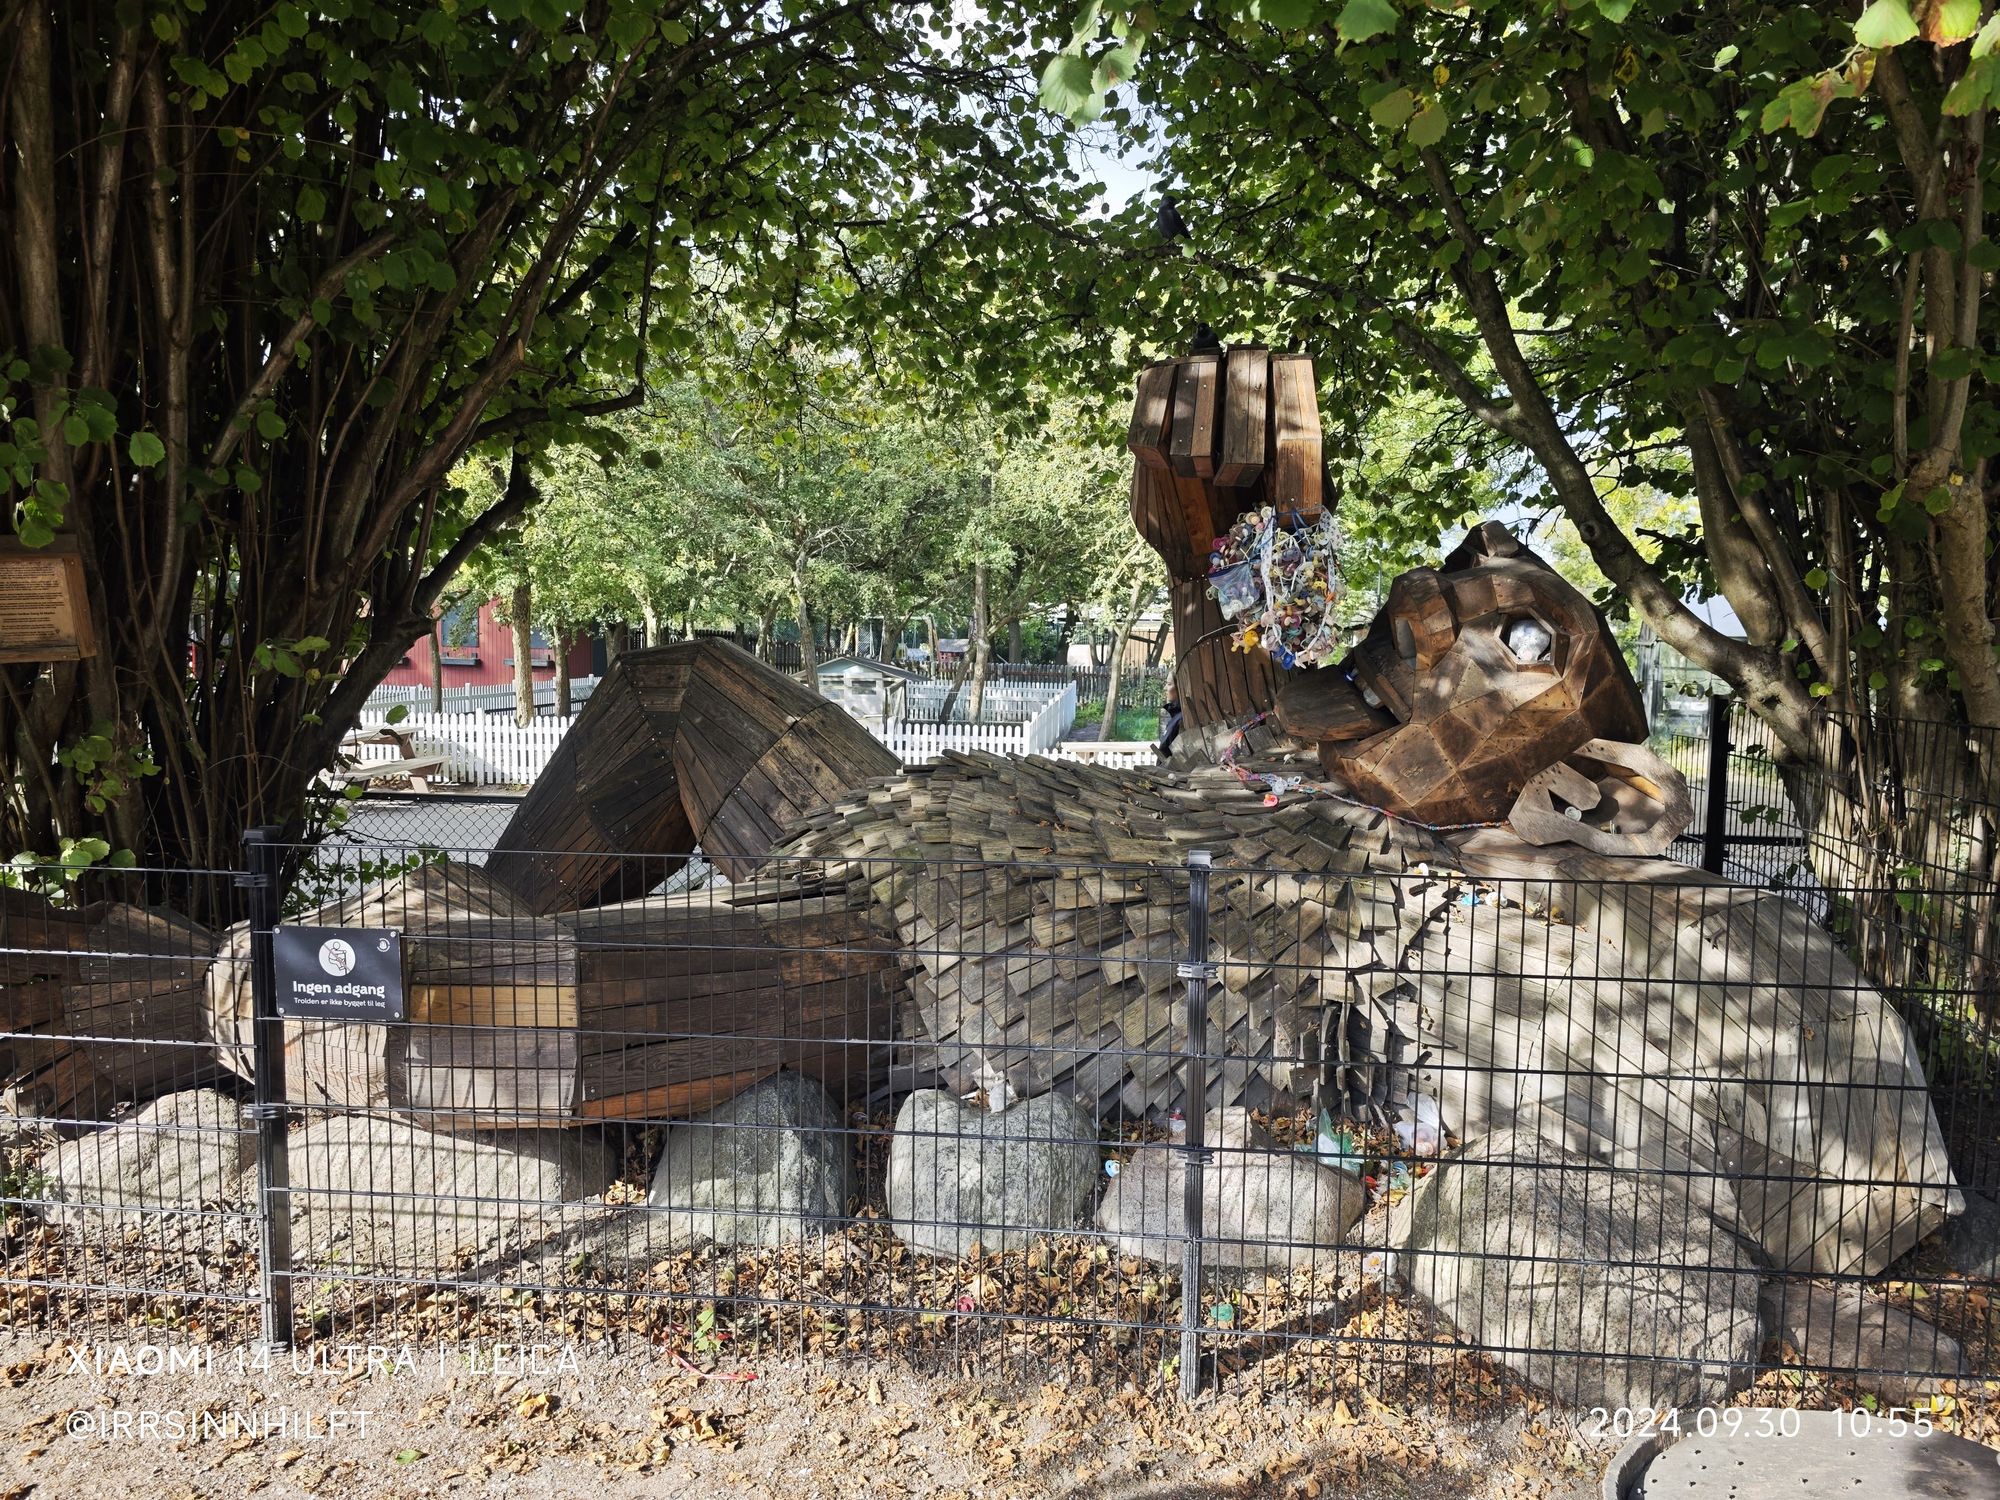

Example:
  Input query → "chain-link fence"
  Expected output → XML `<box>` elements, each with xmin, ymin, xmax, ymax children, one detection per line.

<box><xmin>2</xmin><ymin>823</ymin><xmax>1991</xmax><ymax>1415</ymax></box>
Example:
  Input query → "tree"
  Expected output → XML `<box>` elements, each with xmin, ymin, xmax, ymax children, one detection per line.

<box><xmin>842</xmin><ymin>0</ymin><xmax>2000</xmax><ymax>913</ymax></box>
<box><xmin>0</xmin><ymin>1</ymin><xmax>987</xmax><ymax>871</ymax></box>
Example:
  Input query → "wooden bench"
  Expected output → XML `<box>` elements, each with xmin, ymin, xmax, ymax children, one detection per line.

<box><xmin>329</xmin><ymin>751</ymin><xmax>451</xmax><ymax>792</ymax></box>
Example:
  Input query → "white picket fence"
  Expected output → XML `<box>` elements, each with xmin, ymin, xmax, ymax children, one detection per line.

<box><xmin>901</xmin><ymin>678</ymin><xmax>1070</xmax><ymax>724</ymax></box>
<box><xmin>349</xmin><ymin>680</ymin><xmax>1094</xmax><ymax>785</ymax></box>
<box><xmin>866</xmin><ymin>681</ymin><xmax>1076</xmax><ymax>763</ymax></box>
<box><xmin>363</xmin><ymin>676</ymin><xmax>602</xmax><ymax>717</ymax></box>
<box><xmin>350</xmin><ymin>712</ymin><xmax>574</xmax><ymax>786</ymax></box>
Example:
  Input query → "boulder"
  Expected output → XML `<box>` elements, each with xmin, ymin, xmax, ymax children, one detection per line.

<box><xmin>1391</xmin><ymin>1129</ymin><xmax>1762</xmax><ymax>1411</ymax></box>
<box><xmin>1096</xmin><ymin>1108</ymin><xmax>1365</xmax><ymax>1271</ymax></box>
<box><xmin>1433</xmin><ymin>846</ymin><xmax>1964</xmax><ymax>1278</ymax></box>
<box><xmin>887</xmin><ymin>1089</ymin><xmax>1099</xmax><ymax>1257</ymax></box>
<box><xmin>1937</xmin><ymin>1191</ymin><xmax>2000</xmax><ymax>1280</ymax></box>
<box><xmin>646</xmin><ymin>1071</ymin><xmax>851</xmax><ymax>1246</ymax></box>
<box><xmin>273</xmin><ymin>1114</ymin><xmax>616</xmax><ymax>1274</ymax></box>
<box><xmin>1771</xmin><ymin>1283</ymin><xmax>1968</xmax><ymax>1406</ymax></box>
<box><xmin>47</xmin><ymin>1087</ymin><xmax>254</xmax><ymax>1214</ymax></box>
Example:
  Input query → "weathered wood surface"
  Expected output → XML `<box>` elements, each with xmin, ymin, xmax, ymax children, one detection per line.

<box><xmin>1</xmin><ymin>890</ymin><xmax>218</xmax><ymax>1121</ymax></box>
<box><xmin>204</xmin><ymin>856</ymin><xmax>548</xmax><ymax>1128</ymax></box>
<box><xmin>202</xmin><ymin>862</ymin><xmax>901</xmax><ymax>1131</ymax></box>
<box><xmin>1164</xmin><ymin>573</ymin><xmax>1293</xmax><ymax>761</ymax></box>
<box><xmin>776</xmin><ymin>753</ymin><xmax>1958</xmax><ymax>1277</ymax></box>
<box><xmin>1127</xmin><ymin>348</ymin><xmax>1330</xmax><ymax>753</ymax></box>
<box><xmin>562</xmin><ymin>891</ymin><xmax>903</xmax><ymax>1121</ymax></box>
<box><xmin>487</xmin><ymin>640</ymin><xmax>896</xmax><ymax>915</ymax></box>
<box><xmin>1127</xmin><ymin>346</ymin><xmax>1323</xmax><ymax>569</ymax></box>
<box><xmin>1267</xmin><ymin>353</ymin><xmax>1324</xmax><ymax>525</ymax></box>
<box><xmin>779</xmin><ymin>751</ymin><xmax>1449</xmax><ymax>1121</ymax></box>
<box><xmin>1246</xmin><ymin>519</ymin><xmax>1691</xmax><ymax>851</ymax></box>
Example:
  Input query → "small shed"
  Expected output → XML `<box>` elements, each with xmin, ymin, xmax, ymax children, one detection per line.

<box><xmin>814</xmin><ymin>655</ymin><xmax>919</xmax><ymax>729</ymax></box>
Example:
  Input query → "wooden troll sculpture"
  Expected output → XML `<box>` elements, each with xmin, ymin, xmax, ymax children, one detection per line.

<box><xmin>7</xmin><ymin>349</ymin><xmax>1944</xmax><ymax>1353</ymax></box>
<box><xmin>1127</xmin><ymin>346</ymin><xmax>1691</xmax><ymax>856</ymax></box>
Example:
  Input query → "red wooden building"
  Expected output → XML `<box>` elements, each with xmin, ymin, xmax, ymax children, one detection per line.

<box><xmin>376</xmin><ymin>598</ymin><xmax>599</xmax><ymax>691</ymax></box>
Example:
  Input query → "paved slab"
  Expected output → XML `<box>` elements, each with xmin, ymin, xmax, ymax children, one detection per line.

<box><xmin>1607</xmin><ymin>1409</ymin><xmax>2000</xmax><ymax>1498</ymax></box>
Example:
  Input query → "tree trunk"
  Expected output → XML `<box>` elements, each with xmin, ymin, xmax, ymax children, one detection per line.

<box><xmin>512</xmin><ymin>580</ymin><xmax>535</xmax><ymax>727</ymax></box>
<box><xmin>926</xmin><ymin>614</ymin><xmax>940</xmax><ymax>676</ymax></box>
<box><xmin>427</xmin><ymin>619</ymin><xmax>445</xmax><ymax>714</ymax></box>
<box><xmin>793</xmin><ymin>564</ymin><xmax>819</xmax><ymax>680</ymax></box>
<box><xmin>640</xmin><ymin>601</ymin><xmax>660</xmax><ymax>648</ymax></box>
<box><xmin>554</xmin><ymin>629</ymin><xmax>573</xmax><ymax>718</ymax></box>
<box><xmin>968</xmin><ymin>561</ymin><xmax>992</xmax><ymax>721</ymax></box>
<box><xmin>1099</xmin><ymin>578</ymin><xmax>1147</xmax><ymax>741</ymax></box>
<box><xmin>1007</xmin><ymin>617</ymin><xmax>1022</xmax><ymax>665</ymax></box>
<box><xmin>606</xmin><ymin>621</ymin><xmax>629</xmax><ymax>670</ymax></box>
<box><xmin>757</xmin><ymin>604</ymin><xmax>777</xmax><ymax>664</ymax></box>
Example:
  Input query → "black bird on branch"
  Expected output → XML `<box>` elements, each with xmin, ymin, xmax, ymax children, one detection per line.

<box><xmin>1155</xmin><ymin>192</ymin><xmax>1189</xmax><ymax>242</ymax></box>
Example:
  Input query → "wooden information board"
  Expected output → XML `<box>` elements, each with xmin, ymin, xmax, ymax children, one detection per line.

<box><xmin>0</xmin><ymin>537</ymin><xmax>96</xmax><ymax>661</ymax></box>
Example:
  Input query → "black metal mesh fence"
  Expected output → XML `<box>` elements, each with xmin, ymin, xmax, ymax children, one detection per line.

<box><xmin>2</xmin><ymin>823</ymin><xmax>1991</xmax><ymax>1414</ymax></box>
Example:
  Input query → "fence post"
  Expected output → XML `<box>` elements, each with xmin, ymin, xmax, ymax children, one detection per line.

<box><xmin>1176</xmin><ymin>849</ymin><xmax>1214</xmax><ymax>1400</ymax></box>
<box><xmin>1701</xmin><ymin>693</ymin><xmax>1733</xmax><ymax>874</ymax></box>
<box><xmin>241</xmin><ymin>826</ymin><xmax>294</xmax><ymax>1350</ymax></box>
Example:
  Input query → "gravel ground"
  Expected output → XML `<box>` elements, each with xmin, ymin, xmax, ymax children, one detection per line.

<box><xmin>0</xmin><ymin>1330</ymin><xmax>1613</xmax><ymax>1500</ymax></box>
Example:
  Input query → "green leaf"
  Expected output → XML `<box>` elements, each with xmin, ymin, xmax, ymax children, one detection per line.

<box><xmin>386</xmin><ymin>703</ymin><xmax>411</xmax><ymax>725</ymax></box>
<box><xmin>1407</xmin><ymin>101</ymin><xmax>1448</xmax><ymax>147</ymax></box>
<box><xmin>1335</xmin><ymin>0</ymin><xmax>1397</xmax><ymax>44</ymax></box>
<box><xmin>293</xmin><ymin>636</ymin><xmax>331</xmax><ymax>653</ymax></box>
<box><xmin>256</xmin><ymin>408</ymin><xmax>286</xmax><ymax>440</ymax></box>
<box><xmin>296</xmin><ymin>183</ymin><xmax>326</xmax><ymax>223</ymax></box>
<box><xmin>1804</xmin><ymin>567</ymin><xmax>1829</xmax><ymax>590</ymax></box>
<box><xmin>1595</xmin><ymin>0</ymin><xmax>1635</xmax><ymax>19</ymax></box>
<box><xmin>1369</xmin><ymin>87</ymin><xmax>1416</xmax><ymax>130</ymax></box>
<box><xmin>1093</xmin><ymin>39</ymin><xmax>1145</xmax><ymax>90</ymax></box>
<box><xmin>1933</xmin><ymin>0</ymin><xmax>1981</xmax><ymax>42</ymax></box>
<box><xmin>1975</xmin><ymin>13</ymin><xmax>2000</xmax><ymax>56</ymax></box>
<box><xmin>128</xmin><ymin>431</ymin><xmax>166</xmax><ymax>468</ymax></box>
<box><xmin>1944</xmin><ymin>54</ymin><xmax>2000</xmax><ymax>114</ymax></box>
<box><xmin>1854</xmin><ymin>0</ymin><xmax>1918</xmax><ymax>49</ymax></box>
<box><xmin>62</xmin><ymin>413</ymin><xmax>90</xmax><ymax>447</ymax></box>
<box><xmin>1929</xmin><ymin>346</ymin><xmax>1976</xmax><ymax>381</ymax></box>
<box><xmin>1255</xmin><ymin>0</ymin><xmax>1315</xmax><ymax>27</ymax></box>
<box><xmin>1712</xmin><ymin>44</ymin><xmax>1740</xmax><ymax>69</ymax></box>
<box><xmin>1037</xmin><ymin>52</ymin><xmax>1096</xmax><ymax>117</ymax></box>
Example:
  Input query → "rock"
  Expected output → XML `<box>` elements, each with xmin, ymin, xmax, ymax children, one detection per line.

<box><xmin>1096</xmin><ymin>1108</ymin><xmax>1365</xmax><ymax>1272</ymax></box>
<box><xmin>1771</xmin><ymin>1284</ymin><xmax>1968</xmax><ymax>1406</ymax></box>
<box><xmin>1937</xmin><ymin>1191</ymin><xmax>2000</xmax><ymax>1280</ymax></box>
<box><xmin>1424</xmin><ymin>849</ymin><xmax>1964</xmax><ymax>1279</ymax></box>
<box><xmin>1392</xmin><ymin>1129</ymin><xmax>1762</xmax><ymax>1412</ymax></box>
<box><xmin>646</xmin><ymin>1071</ymin><xmax>851</xmax><ymax>1246</ymax></box>
<box><xmin>47</xmin><ymin>1087</ymin><xmax>254</xmax><ymax>1214</ymax></box>
<box><xmin>274</xmin><ymin>1114</ymin><xmax>616</xmax><ymax>1274</ymax></box>
<box><xmin>887</xmin><ymin>1089</ymin><xmax>1099</xmax><ymax>1257</ymax></box>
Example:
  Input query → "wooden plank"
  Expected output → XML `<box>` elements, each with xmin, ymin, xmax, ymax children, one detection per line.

<box><xmin>579</xmin><ymin>1068</ymin><xmax>777</xmax><ymax>1121</ymax></box>
<box><xmin>1126</xmin><ymin>361</ymin><xmax>1178</xmax><ymax>466</ymax></box>
<box><xmin>1269</xmin><ymin>353</ymin><xmax>1323</xmax><ymax>524</ymax></box>
<box><xmin>1169</xmin><ymin>354</ymin><xmax>1220</xmax><ymax>478</ymax></box>
<box><xmin>1217</xmin><ymin>347</ymin><xmax>1269</xmax><ymax>488</ymax></box>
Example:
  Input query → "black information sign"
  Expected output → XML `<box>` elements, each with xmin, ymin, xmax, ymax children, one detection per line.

<box><xmin>271</xmin><ymin>926</ymin><xmax>406</xmax><ymax>1022</ymax></box>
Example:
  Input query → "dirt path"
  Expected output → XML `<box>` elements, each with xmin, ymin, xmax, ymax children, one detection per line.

<box><xmin>0</xmin><ymin>1330</ymin><xmax>1611</xmax><ymax>1500</ymax></box>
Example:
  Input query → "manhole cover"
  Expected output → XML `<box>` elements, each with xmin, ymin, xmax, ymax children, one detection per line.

<box><xmin>1608</xmin><ymin>1410</ymin><xmax>2000</xmax><ymax>1499</ymax></box>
